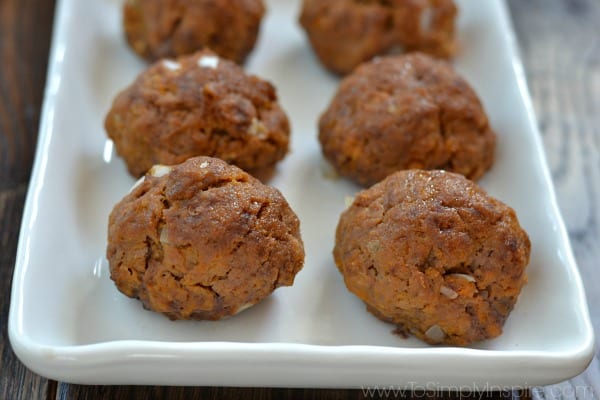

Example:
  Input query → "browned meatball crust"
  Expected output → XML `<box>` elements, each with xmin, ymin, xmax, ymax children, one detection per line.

<box><xmin>107</xmin><ymin>156</ymin><xmax>305</xmax><ymax>320</ymax></box>
<box><xmin>105</xmin><ymin>50</ymin><xmax>290</xmax><ymax>178</ymax></box>
<box><xmin>300</xmin><ymin>0</ymin><xmax>457</xmax><ymax>75</ymax></box>
<box><xmin>334</xmin><ymin>170</ymin><xmax>531</xmax><ymax>346</ymax></box>
<box><xmin>319</xmin><ymin>53</ymin><xmax>496</xmax><ymax>187</ymax></box>
<box><xmin>124</xmin><ymin>0</ymin><xmax>265</xmax><ymax>64</ymax></box>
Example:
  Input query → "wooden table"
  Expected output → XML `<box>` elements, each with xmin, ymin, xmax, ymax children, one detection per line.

<box><xmin>1</xmin><ymin>0</ymin><xmax>598</xmax><ymax>398</ymax></box>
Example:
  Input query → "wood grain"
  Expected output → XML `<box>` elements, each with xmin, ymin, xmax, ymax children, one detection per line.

<box><xmin>55</xmin><ymin>386</ymin><xmax>384</xmax><ymax>400</ymax></box>
<box><xmin>54</xmin><ymin>386</ymin><xmax>526</xmax><ymax>400</ymax></box>
<box><xmin>507</xmin><ymin>0</ymin><xmax>600</xmax><ymax>335</ymax></box>
<box><xmin>507</xmin><ymin>0</ymin><xmax>600</xmax><ymax>397</ymax></box>
<box><xmin>0</xmin><ymin>0</ymin><xmax>597</xmax><ymax>399</ymax></box>
<box><xmin>0</xmin><ymin>189</ymin><xmax>52</xmax><ymax>400</ymax></box>
<box><xmin>0</xmin><ymin>0</ymin><xmax>55</xmax><ymax>399</ymax></box>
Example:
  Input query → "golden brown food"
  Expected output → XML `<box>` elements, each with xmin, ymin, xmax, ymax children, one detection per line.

<box><xmin>334</xmin><ymin>170</ymin><xmax>530</xmax><ymax>346</ymax></box>
<box><xmin>107</xmin><ymin>156</ymin><xmax>305</xmax><ymax>320</ymax></box>
<box><xmin>105</xmin><ymin>50</ymin><xmax>290</xmax><ymax>178</ymax></box>
<box><xmin>124</xmin><ymin>0</ymin><xmax>265</xmax><ymax>63</ymax></box>
<box><xmin>300</xmin><ymin>0</ymin><xmax>457</xmax><ymax>75</ymax></box>
<box><xmin>319</xmin><ymin>53</ymin><xmax>496</xmax><ymax>187</ymax></box>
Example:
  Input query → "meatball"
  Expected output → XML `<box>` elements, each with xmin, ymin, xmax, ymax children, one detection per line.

<box><xmin>334</xmin><ymin>170</ymin><xmax>531</xmax><ymax>346</ymax></box>
<box><xmin>123</xmin><ymin>0</ymin><xmax>265</xmax><ymax>64</ymax></box>
<box><xmin>107</xmin><ymin>156</ymin><xmax>305</xmax><ymax>320</ymax></box>
<box><xmin>105</xmin><ymin>50</ymin><xmax>290</xmax><ymax>178</ymax></box>
<box><xmin>319</xmin><ymin>53</ymin><xmax>496</xmax><ymax>187</ymax></box>
<box><xmin>300</xmin><ymin>0</ymin><xmax>457</xmax><ymax>75</ymax></box>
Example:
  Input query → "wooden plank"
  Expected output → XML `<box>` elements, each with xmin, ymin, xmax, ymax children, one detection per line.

<box><xmin>54</xmin><ymin>386</ymin><xmax>527</xmax><ymax>400</ymax></box>
<box><xmin>506</xmin><ymin>0</ymin><xmax>600</xmax><ymax>395</ymax></box>
<box><xmin>0</xmin><ymin>0</ymin><xmax>56</xmax><ymax>190</ymax></box>
<box><xmin>0</xmin><ymin>187</ymin><xmax>52</xmax><ymax>400</ymax></box>
<box><xmin>0</xmin><ymin>0</ymin><xmax>57</xmax><ymax>399</ymax></box>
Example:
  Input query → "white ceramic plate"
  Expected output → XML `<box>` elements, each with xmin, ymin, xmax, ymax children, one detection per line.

<box><xmin>9</xmin><ymin>0</ymin><xmax>594</xmax><ymax>388</ymax></box>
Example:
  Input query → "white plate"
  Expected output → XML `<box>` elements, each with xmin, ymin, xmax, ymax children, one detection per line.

<box><xmin>9</xmin><ymin>0</ymin><xmax>595</xmax><ymax>388</ymax></box>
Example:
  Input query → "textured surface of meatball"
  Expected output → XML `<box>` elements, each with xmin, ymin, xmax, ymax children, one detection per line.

<box><xmin>319</xmin><ymin>53</ymin><xmax>496</xmax><ymax>187</ymax></box>
<box><xmin>300</xmin><ymin>0</ymin><xmax>457</xmax><ymax>75</ymax></box>
<box><xmin>124</xmin><ymin>0</ymin><xmax>265</xmax><ymax>63</ymax></box>
<box><xmin>107</xmin><ymin>156</ymin><xmax>305</xmax><ymax>320</ymax></box>
<box><xmin>105</xmin><ymin>50</ymin><xmax>290</xmax><ymax>178</ymax></box>
<box><xmin>334</xmin><ymin>170</ymin><xmax>530</xmax><ymax>346</ymax></box>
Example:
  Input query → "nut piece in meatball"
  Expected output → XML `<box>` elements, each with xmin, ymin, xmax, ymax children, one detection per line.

<box><xmin>319</xmin><ymin>53</ymin><xmax>496</xmax><ymax>187</ymax></box>
<box><xmin>300</xmin><ymin>0</ymin><xmax>457</xmax><ymax>75</ymax></box>
<box><xmin>105</xmin><ymin>50</ymin><xmax>290</xmax><ymax>178</ymax></box>
<box><xmin>107</xmin><ymin>156</ymin><xmax>305</xmax><ymax>320</ymax></box>
<box><xmin>334</xmin><ymin>170</ymin><xmax>531</xmax><ymax>346</ymax></box>
<box><xmin>124</xmin><ymin>0</ymin><xmax>265</xmax><ymax>64</ymax></box>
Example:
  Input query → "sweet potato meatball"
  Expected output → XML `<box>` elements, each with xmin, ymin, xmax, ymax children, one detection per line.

<box><xmin>319</xmin><ymin>53</ymin><xmax>496</xmax><ymax>186</ymax></box>
<box><xmin>124</xmin><ymin>0</ymin><xmax>265</xmax><ymax>64</ymax></box>
<box><xmin>107</xmin><ymin>156</ymin><xmax>305</xmax><ymax>320</ymax></box>
<box><xmin>300</xmin><ymin>0</ymin><xmax>457</xmax><ymax>74</ymax></box>
<box><xmin>105</xmin><ymin>50</ymin><xmax>290</xmax><ymax>178</ymax></box>
<box><xmin>334</xmin><ymin>170</ymin><xmax>530</xmax><ymax>346</ymax></box>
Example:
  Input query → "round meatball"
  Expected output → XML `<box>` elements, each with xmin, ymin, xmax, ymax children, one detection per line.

<box><xmin>107</xmin><ymin>156</ymin><xmax>305</xmax><ymax>320</ymax></box>
<box><xmin>319</xmin><ymin>53</ymin><xmax>496</xmax><ymax>187</ymax></box>
<box><xmin>105</xmin><ymin>50</ymin><xmax>290</xmax><ymax>178</ymax></box>
<box><xmin>300</xmin><ymin>0</ymin><xmax>457</xmax><ymax>75</ymax></box>
<box><xmin>123</xmin><ymin>0</ymin><xmax>265</xmax><ymax>64</ymax></box>
<box><xmin>334</xmin><ymin>170</ymin><xmax>530</xmax><ymax>346</ymax></box>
